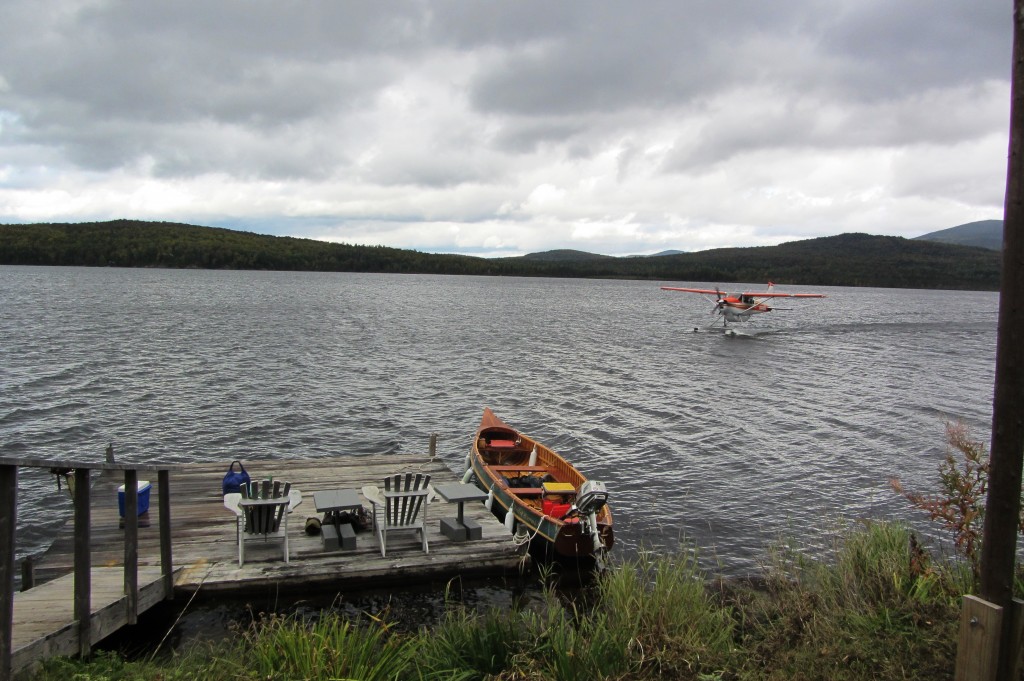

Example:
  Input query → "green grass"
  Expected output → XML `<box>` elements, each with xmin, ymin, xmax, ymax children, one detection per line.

<box><xmin>32</xmin><ymin>520</ymin><xmax>967</xmax><ymax>681</ymax></box>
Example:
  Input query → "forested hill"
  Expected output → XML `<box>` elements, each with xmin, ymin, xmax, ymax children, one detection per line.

<box><xmin>0</xmin><ymin>219</ymin><xmax>1002</xmax><ymax>290</ymax></box>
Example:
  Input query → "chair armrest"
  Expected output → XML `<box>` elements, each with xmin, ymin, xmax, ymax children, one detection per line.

<box><xmin>361</xmin><ymin>485</ymin><xmax>385</xmax><ymax>507</ymax></box>
<box><xmin>224</xmin><ymin>493</ymin><xmax>242</xmax><ymax>516</ymax></box>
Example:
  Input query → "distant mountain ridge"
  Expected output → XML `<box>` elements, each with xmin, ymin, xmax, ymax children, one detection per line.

<box><xmin>0</xmin><ymin>219</ymin><xmax>1003</xmax><ymax>290</ymax></box>
<box><xmin>914</xmin><ymin>220</ymin><xmax>1002</xmax><ymax>250</ymax></box>
<box><xmin>523</xmin><ymin>221</ymin><xmax>1005</xmax><ymax>261</ymax></box>
<box><xmin>521</xmin><ymin>249</ymin><xmax>615</xmax><ymax>262</ymax></box>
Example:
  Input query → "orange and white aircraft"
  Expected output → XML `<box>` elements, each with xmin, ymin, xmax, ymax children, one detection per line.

<box><xmin>661</xmin><ymin>282</ymin><xmax>826</xmax><ymax>329</ymax></box>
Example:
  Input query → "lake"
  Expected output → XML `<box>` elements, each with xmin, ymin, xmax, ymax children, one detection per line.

<box><xmin>0</xmin><ymin>265</ymin><xmax>999</xmax><ymax>576</ymax></box>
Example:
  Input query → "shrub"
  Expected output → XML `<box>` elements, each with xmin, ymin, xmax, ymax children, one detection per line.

<box><xmin>891</xmin><ymin>421</ymin><xmax>1024</xmax><ymax>587</ymax></box>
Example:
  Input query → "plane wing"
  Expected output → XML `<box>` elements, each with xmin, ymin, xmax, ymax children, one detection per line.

<box><xmin>660</xmin><ymin>287</ymin><xmax>725</xmax><ymax>295</ymax></box>
<box><xmin>740</xmin><ymin>292</ymin><xmax>826</xmax><ymax>298</ymax></box>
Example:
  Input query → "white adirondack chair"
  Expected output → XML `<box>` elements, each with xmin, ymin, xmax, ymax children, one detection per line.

<box><xmin>362</xmin><ymin>473</ymin><xmax>431</xmax><ymax>557</ymax></box>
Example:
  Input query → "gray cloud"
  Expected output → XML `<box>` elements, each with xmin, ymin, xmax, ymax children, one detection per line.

<box><xmin>0</xmin><ymin>0</ymin><xmax>1011</xmax><ymax>254</ymax></box>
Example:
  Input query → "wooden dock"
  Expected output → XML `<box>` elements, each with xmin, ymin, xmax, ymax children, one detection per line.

<box><xmin>37</xmin><ymin>450</ymin><xmax>520</xmax><ymax>589</ymax></box>
<box><xmin>5</xmin><ymin>453</ymin><xmax>523</xmax><ymax>678</ymax></box>
<box><xmin>33</xmin><ymin>454</ymin><xmax>524</xmax><ymax>596</ymax></box>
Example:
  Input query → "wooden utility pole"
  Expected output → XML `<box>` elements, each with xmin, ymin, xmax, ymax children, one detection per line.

<box><xmin>972</xmin><ymin>2</ymin><xmax>1024</xmax><ymax>679</ymax></box>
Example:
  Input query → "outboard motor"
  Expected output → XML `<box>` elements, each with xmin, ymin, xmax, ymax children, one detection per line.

<box><xmin>574</xmin><ymin>480</ymin><xmax>609</xmax><ymax>552</ymax></box>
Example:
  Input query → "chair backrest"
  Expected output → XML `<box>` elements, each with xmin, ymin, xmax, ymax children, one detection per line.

<box><xmin>382</xmin><ymin>473</ymin><xmax>430</xmax><ymax>527</ymax></box>
<box><xmin>240</xmin><ymin>479</ymin><xmax>291</xmax><ymax>534</ymax></box>
<box><xmin>240</xmin><ymin>479</ymin><xmax>290</xmax><ymax>500</ymax></box>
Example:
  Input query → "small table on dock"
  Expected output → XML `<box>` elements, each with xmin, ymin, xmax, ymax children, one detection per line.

<box><xmin>313</xmin><ymin>489</ymin><xmax>363</xmax><ymax>551</ymax></box>
<box><xmin>433</xmin><ymin>483</ymin><xmax>488</xmax><ymax>541</ymax></box>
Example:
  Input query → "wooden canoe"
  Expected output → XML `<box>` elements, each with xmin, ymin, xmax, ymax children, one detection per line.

<box><xmin>468</xmin><ymin>408</ymin><xmax>613</xmax><ymax>558</ymax></box>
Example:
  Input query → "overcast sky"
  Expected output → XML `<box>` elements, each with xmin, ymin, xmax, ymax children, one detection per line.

<box><xmin>0</xmin><ymin>1</ymin><xmax>1011</xmax><ymax>256</ymax></box>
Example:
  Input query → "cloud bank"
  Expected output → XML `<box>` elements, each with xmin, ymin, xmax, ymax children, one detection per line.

<box><xmin>0</xmin><ymin>1</ymin><xmax>1010</xmax><ymax>255</ymax></box>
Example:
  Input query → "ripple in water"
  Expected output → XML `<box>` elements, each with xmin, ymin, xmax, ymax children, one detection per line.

<box><xmin>0</xmin><ymin>267</ymin><xmax>999</xmax><ymax>576</ymax></box>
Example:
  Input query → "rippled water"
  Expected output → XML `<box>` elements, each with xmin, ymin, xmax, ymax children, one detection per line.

<box><xmin>0</xmin><ymin>266</ymin><xmax>999</xmax><ymax>575</ymax></box>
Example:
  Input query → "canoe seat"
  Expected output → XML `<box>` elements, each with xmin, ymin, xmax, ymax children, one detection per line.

<box><xmin>505</xmin><ymin>487</ymin><xmax>544</xmax><ymax>496</ymax></box>
<box><xmin>490</xmin><ymin>465</ymin><xmax>551</xmax><ymax>473</ymax></box>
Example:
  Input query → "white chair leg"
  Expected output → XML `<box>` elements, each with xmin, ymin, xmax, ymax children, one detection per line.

<box><xmin>283</xmin><ymin>512</ymin><xmax>290</xmax><ymax>563</ymax></box>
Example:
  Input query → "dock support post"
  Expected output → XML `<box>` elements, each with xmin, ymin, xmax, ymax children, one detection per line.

<box><xmin>429</xmin><ymin>433</ymin><xmax>438</xmax><ymax>459</ymax></box>
<box><xmin>158</xmin><ymin>469</ymin><xmax>173</xmax><ymax>600</ymax></box>
<box><xmin>73</xmin><ymin>467</ymin><xmax>91</xmax><ymax>659</ymax></box>
<box><xmin>20</xmin><ymin>555</ymin><xmax>34</xmax><ymax>591</ymax></box>
<box><xmin>123</xmin><ymin>470</ymin><xmax>138</xmax><ymax>625</ymax></box>
<box><xmin>0</xmin><ymin>464</ymin><xmax>18</xmax><ymax>681</ymax></box>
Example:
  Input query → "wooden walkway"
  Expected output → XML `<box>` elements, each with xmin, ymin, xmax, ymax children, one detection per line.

<box><xmin>33</xmin><ymin>454</ymin><xmax>524</xmax><ymax>597</ymax></box>
<box><xmin>12</xmin><ymin>566</ymin><xmax>170</xmax><ymax>675</ymax></box>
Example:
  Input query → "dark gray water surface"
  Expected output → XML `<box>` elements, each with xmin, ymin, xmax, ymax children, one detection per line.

<box><xmin>0</xmin><ymin>266</ymin><xmax>999</xmax><ymax>576</ymax></box>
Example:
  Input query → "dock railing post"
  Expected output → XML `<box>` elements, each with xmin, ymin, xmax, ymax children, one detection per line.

<box><xmin>0</xmin><ymin>464</ymin><xmax>18</xmax><ymax>681</ymax></box>
<box><xmin>123</xmin><ymin>469</ymin><xmax>139</xmax><ymax>625</ymax></box>
<box><xmin>158</xmin><ymin>469</ymin><xmax>173</xmax><ymax>600</ymax></box>
<box><xmin>73</xmin><ymin>467</ymin><xmax>91</xmax><ymax>659</ymax></box>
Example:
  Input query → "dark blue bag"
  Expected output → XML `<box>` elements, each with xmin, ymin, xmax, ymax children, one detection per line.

<box><xmin>222</xmin><ymin>460</ymin><xmax>250</xmax><ymax>495</ymax></box>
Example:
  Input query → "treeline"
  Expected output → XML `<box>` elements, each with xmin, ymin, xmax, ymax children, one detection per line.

<box><xmin>0</xmin><ymin>219</ymin><xmax>1002</xmax><ymax>290</ymax></box>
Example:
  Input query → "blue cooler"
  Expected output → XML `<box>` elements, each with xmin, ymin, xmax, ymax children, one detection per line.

<box><xmin>118</xmin><ymin>480</ymin><xmax>151</xmax><ymax>517</ymax></box>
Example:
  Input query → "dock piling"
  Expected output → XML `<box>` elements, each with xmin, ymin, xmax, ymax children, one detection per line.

<box><xmin>73</xmin><ymin>467</ymin><xmax>91</xmax><ymax>659</ymax></box>
<box><xmin>123</xmin><ymin>469</ymin><xmax>139</xmax><ymax>625</ymax></box>
<box><xmin>0</xmin><ymin>464</ymin><xmax>17</xmax><ymax>679</ymax></box>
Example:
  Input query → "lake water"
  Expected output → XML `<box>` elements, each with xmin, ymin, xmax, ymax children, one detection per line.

<box><xmin>0</xmin><ymin>266</ymin><xmax>1000</xmax><ymax>577</ymax></box>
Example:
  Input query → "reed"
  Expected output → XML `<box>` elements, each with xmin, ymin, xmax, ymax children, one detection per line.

<box><xmin>34</xmin><ymin>520</ymin><xmax>970</xmax><ymax>681</ymax></box>
<box><xmin>597</xmin><ymin>549</ymin><xmax>734</xmax><ymax>677</ymax></box>
<box><xmin>735</xmin><ymin>520</ymin><xmax>959</xmax><ymax>680</ymax></box>
<box><xmin>412</xmin><ymin>603</ymin><xmax>527</xmax><ymax>680</ymax></box>
<box><xmin>225</xmin><ymin>612</ymin><xmax>409</xmax><ymax>681</ymax></box>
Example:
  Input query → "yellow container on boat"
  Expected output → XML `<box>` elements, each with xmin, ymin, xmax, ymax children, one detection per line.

<box><xmin>542</xmin><ymin>482</ymin><xmax>575</xmax><ymax>495</ymax></box>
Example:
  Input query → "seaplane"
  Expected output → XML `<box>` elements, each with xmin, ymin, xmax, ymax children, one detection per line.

<box><xmin>661</xmin><ymin>282</ymin><xmax>826</xmax><ymax>334</ymax></box>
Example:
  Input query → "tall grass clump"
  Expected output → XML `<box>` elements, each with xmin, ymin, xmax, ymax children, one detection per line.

<box><xmin>414</xmin><ymin>550</ymin><xmax>733</xmax><ymax>680</ymax></box>
<box><xmin>415</xmin><ymin>577</ymin><xmax>638</xmax><ymax>681</ymax></box>
<box><xmin>224</xmin><ymin>612</ymin><xmax>410</xmax><ymax>680</ymax></box>
<box><xmin>413</xmin><ymin>603</ymin><xmax>529</xmax><ymax>680</ymax></box>
<box><xmin>736</xmin><ymin>520</ymin><xmax>959</xmax><ymax>680</ymax></box>
<box><xmin>598</xmin><ymin>549</ymin><xmax>735</xmax><ymax>677</ymax></box>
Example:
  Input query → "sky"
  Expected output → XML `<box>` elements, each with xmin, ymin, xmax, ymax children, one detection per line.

<box><xmin>0</xmin><ymin>1</ymin><xmax>1012</xmax><ymax>257</ymax></box>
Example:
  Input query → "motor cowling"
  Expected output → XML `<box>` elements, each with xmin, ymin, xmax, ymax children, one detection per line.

<box><xmin>576</xmin><ymin>480</ymin><xmax>608</xmax><ymax>515</ymax></box>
